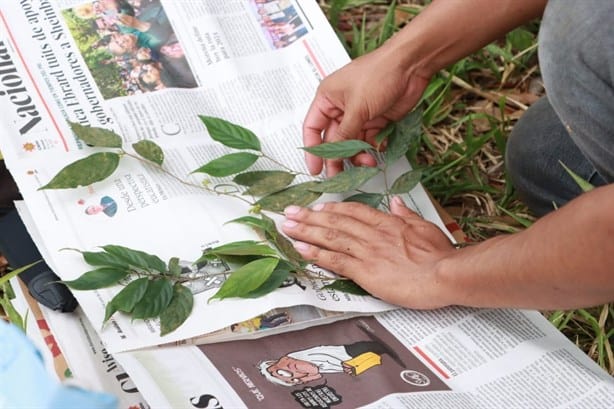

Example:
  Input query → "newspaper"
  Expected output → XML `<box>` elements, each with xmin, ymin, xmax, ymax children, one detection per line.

<box><xmin>113</xmin><ymin>310</ymin><xmax>614</xmax><ymax>408</ymax></box>
<box><xmin>2</xmin><ymin>2</ymin><xmax>614</xmax><ymax>407</ymax></box>
<box><xmin>0</xmin><ymin>0</ymin><xmax>450</xmax><ymax>352</ymax></box>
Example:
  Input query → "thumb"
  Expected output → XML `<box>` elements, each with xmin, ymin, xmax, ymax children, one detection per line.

<box><xmin>390</xmin><ymin>196</ymin><xmax>420</xmax><ymax>218</ymax></box>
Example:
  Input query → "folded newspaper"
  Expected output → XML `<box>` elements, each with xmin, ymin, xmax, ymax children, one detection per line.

<box><xmin>2</xmin><ymin>1</ymin><xmax>614</xmax><ymax>408</ymax></box>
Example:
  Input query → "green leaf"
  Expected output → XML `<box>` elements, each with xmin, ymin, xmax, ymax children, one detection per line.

<box><xmin>322</xmin><ymin>280</ymin><xmax>370</xmax><ymax>295</ymax></box>
<box><xmin>40</xmin><ymin>152</ymin><xmax>120</xmax><ymax>189</ymax></box>
<box><xmin>208</xmin><ymin>240</ymin><xmax>279</xmax><ymax>258</ymax></box>
<box><xmin>168</xmin><ymin>257</ymin><xmax>182</xmax><ymax>276</ymax></box>
<box><xmin>0</xmin><ymin>294</ymin><xmax>25</xmax><ymax>331</ymax></box>
<box><xmin>101</xmin><ymin>245</ymin><xmax>167</xmax><ymax>273</ymax></box>
<box><xmin>62</xmin><ymin>268</ymin><xmax>128</xmax><ymax>290</ymax></box>
<box><xmin>159</xmin><ymin>284</ymin><xmax>194</xmax><ymax>336</ymax></box>
<box><xmin>131</xmin><ymin>278</ymin><xmax>174</xmax><ymax>319</ymax></box>
<box><xmin>210</xmin><ymin>257</ymin><xmax>279</xmax><ymax>301</ymax></box>
<box><xmin>199</xmin><ymin>115</ymin><xmax>261</xmax><ymax>151</ymax></box>
<box><xmin>301</xmin><ymin>140</ymin><xmax>374</xmax><ymax>159</ymax></box>
<box><xmin>389</xmin><ymin>169</ymin><xmax>422</xmax><ymax>194</ymax></box>
<box><xmin>559</xmin><ymin>161</ymin><xmax>594</xmax><ymax>193</ymax></box>
<box><xmin>233</xmin><ymin>171</ymin><xmax>295</xmax><ymax>197</ymax></box>
<box><xmin>226</xmin><ymin>216</ymin><xmax>275</xmax><ymax>235</ymax></box>
<box><xmin>374</xmin><ymin>123</ymin><xmax>395</xmax><ymax>146</ymax></box>
<box><xmin>132</xmin><ymin>140</ymin><xmax>164</xmax><ymax>165</ymax></box>
<box><xmin>69</xmin><ymin>122</ymin><xmax>123</xmax><ymax>148</ymax></box>
<box><xmin>309</xmin><ymin>167</ymin><xmax>380</xmax><ymax>193</ymax></box>
<box><xmin>192</xmin><ymin>152</ymin><xmax>259</xmax><ymax>177</ymax></box>
<box><xmin>256</xmin><ymin>182</ymin><xmax>322</xmax><ymax>212</ymax></box>
<box><xmin>103</xmin><ymin>277</ymin><xmax>149</xmax><ymax>322</ymax></box>
<box><xmin>0</xmin><ymin>261</ymin><xmax>41</xmax><ymax>287</ymax></box>
<box><xmin>244</xmin><ymin>262</ymin><xmax>293</xmax><ymax>298</ymax></box>
<box><xmin>82</xmin><ymin>251</ymin><xmax>130</xmax><ymax>269</ymax></box>
<box><xmin>343</xmin><ymin>193</ymin><xmax>384</xmax><ymax>208</ymax></box>
<box><xmin>385</xmin><ymin>110</ymin><xmax>422</xmax><ymax>165</ymax></box>
<box><xmin>261</xmin><ymin>214</ymin><xmax>304</xmax><ymax>266</ymax></box>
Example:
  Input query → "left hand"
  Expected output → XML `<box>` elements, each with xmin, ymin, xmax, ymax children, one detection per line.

<box><xmin>281</xmin><ymin>197</ymin><xmax>456</xmax><ymax>309</ymax></box>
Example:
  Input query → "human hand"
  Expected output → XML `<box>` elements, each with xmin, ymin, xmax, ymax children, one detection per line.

<box><xmin>303</xmin><ymin>44</ymin><xmax>431</xmax><ymax>176</ymax></box>
<box><xmin>282</xmin><ymin>197</ymin><xmax>456</xmax><ymax>309</ymax></box>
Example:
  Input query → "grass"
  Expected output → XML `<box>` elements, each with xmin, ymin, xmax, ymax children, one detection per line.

<box><xmin>318</xmin><ymin>0</ymin><xmax>613</xmax><ymax>374</ymax></box>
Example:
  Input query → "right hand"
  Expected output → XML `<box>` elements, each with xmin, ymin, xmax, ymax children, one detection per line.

<box><xmin>303</xmin><ymin>43</ymin><xmax>431</xmax><ymax>176</ymax></box>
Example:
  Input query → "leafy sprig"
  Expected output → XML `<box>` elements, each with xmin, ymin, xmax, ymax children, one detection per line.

<box><xmin>43</xmin><ymin>111</ymin><xmax>423</xmax><ymax>335</ymax></box>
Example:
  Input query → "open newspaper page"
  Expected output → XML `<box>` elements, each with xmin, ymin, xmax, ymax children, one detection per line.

<box><xmin>114</xmin><ymin>310</ymin><xmax>614</xmax><ymax>409</ymax></box>
<box><xmin>0</xmin><ymin>1</ymin><xmax>450</xmax><ymax>352</ymax></box>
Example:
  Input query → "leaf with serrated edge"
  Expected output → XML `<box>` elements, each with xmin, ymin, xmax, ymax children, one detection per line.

<box><xmin>199</xmin><ymin>115</ymin><xmax>261</xmax><ymax>151</ymax></box>
<box><xmin>322</xmin><ymin>280</ymin><xmax>370</xmax><ymax>295</ymax></box>
<box><xmin>192</xmin><ymin>152</ymin><xmax>258</xmax><ymax>177</ymax></box>
<box><xmin>256</xmin><ymin>182</ymin><xmax>322</xmax><ymax>212</ymax></box>
<box><xmin>70</xmin><ymin>122</ymin><xmax>123</xmax><ymax>148</ymax></box>
<box><xmin>389</xmin><ymin>169</ymin><xmax>422</xmax><ymax>194</ymax></box>
<box><xmin>301</xmin><ymin>140</ymin><xmax>374</xmax><ymax>159</ymax></box>
<box><xmin>103</xmin><ymin>277</ymin><xmax>149</xmax><ymax>322</ymax></box>
<box><xmin>132</xmin><ymin>140</ymin><xmax>164</xmax><ymax>165</ymax></box>
<box><xmin>102</xmin><ymin>245</ymin><xmax>167</xmax><ymax>273</ymax></box>
<box><xmin>310</xmin><ymin>167</ymin><xmax>380</xmax><ymax>193</ymax></box>
<box><xmin>131</xmin><ymin>278</ymin><xmax>173</xmax><ymax>319</ymax></box>
<box><xmin>160</xmin><ymin>284</ymin><xmax>194</xmax><ymax>336</ymax></box>
<box><xmin>40</xmin><ymin>152</ymin><xmax>120</xmax><ymax>189</ymax></box>
<box><xmin>210</xmin><ymin>257</ymin><xmax>279</xmax><ymax>301</ymax></box>
<box><xmin>62</xmin><ymin>268</ymin><xmax>128</xmax><ymax>290</ymax></box>
<box><xmin>343</xmin><ymin>193</ymin><xmax>384</xmax><ymax>208</ymax></box>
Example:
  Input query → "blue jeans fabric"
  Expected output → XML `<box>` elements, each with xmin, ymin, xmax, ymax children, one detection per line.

<box><xmin>505</xmin><ymin>0</ymin><xmax>614</xmax><ymax>216</ymax></box>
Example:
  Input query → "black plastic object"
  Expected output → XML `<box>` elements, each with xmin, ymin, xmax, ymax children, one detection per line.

<box><xmin>0</xmin><ymin>209</ymin><xmax>78</xmax><ymax>312</ymax></box>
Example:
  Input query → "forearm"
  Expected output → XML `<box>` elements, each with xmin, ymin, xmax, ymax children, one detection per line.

<box><xmin>385</xmin><ymin>0</ymin><xmax>547</xmax><ymax>78</ymax></box>
<box><xmin>438</xmin><ymin>184</ymin><xmax>614</xmax><ymax>309</ymax></box>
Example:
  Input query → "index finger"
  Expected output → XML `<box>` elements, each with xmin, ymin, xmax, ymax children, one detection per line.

<box><xmin>302</xmin><ymin>96</ymin><xmax>341</xmax><ymax>175</ymax></box>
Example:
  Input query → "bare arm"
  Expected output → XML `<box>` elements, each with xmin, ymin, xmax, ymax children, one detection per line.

<box><xmin>439</xmin><ymin>184</ymin><xmax>614</xmax><ymax>309</ymax></box>
<box><xmin>304</xmin><ymin>0</ymin><xmax>547</xmax><ymax>175</ymax></box>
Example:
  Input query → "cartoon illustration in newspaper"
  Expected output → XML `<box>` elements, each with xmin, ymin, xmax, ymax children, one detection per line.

<box><xmin>62</xmin><ymin>0</ymin><xmax>197</xmax><ymax>98</ymax></box>
<box><xmin>199</xmin><ymin>317</ymin><xmax>450</xmax><ymax>408</ymax></box>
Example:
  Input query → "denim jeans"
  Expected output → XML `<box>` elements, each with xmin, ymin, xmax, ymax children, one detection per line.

<box><xmin>505</xmin><ymin>0</ymin><xmax>614</xmax><ymax>216</ymax></box>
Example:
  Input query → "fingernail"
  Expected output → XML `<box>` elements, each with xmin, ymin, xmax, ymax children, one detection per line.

<box><xmin>293</xmin><ymin>241</ymin><xmax>310</xmax><ymax>252</ymax></box>
<box><xmin>283</xmin><ymin>219</ymin><xmax>298</xmax><ymax>229</ymax></box>
<box><xmin>284</xmin><ymin>205</ymin><xmax>301</xmax><ymax>215</ymax></box>
<box><xmin>312</xmin><ymin>203</ymin><xmax>324</xmax><ymax>211</ymax></box>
